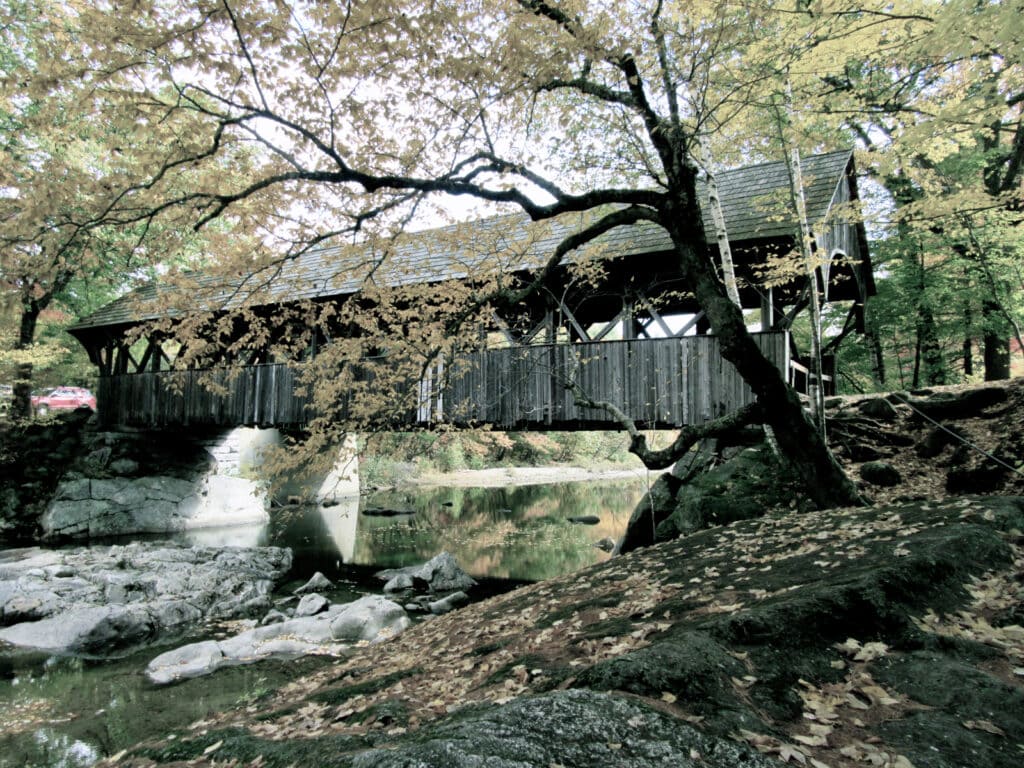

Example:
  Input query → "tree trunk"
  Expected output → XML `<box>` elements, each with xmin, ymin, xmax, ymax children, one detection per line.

<box><xmin>909</xmin><ymin>245</ymin><xmax>946</xmax><ymax>386</ymax></box>
<box><xmin>982</xmin><ymin>298</ymin><xmax>1011</xmax><ymax>381</ymax></box>
<box><xmin>917</xmin><ymin>302</ymin><xmax>947</xmax><ymax>385</ymax></box>
<box><xmin>662</xmin><ymin>188</ymin><xmax>863</xmax><ymax>509</ymax></box>
<box><xmin>12</xmin><ymin>303</ymin><xmax>40</xmax><ymax>420</ymax></box>
<box><xmin>862</xmin><ymin>301</ymin><xmax>886</xmax><ymax>387</ymax></box>
<box><xmin>962</xmin><ymin>300</ymin><xmax>974</xmax><ymax>377</ymax></box>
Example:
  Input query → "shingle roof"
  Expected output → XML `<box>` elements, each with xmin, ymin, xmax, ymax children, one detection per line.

<box><xmin>70</xmin><ymin>150</ymin><xmax>853</xmax><ymax>332</ymax></box>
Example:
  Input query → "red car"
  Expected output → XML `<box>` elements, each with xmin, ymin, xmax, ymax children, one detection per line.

<box><xmin>31</xmin><ymin>386</ymin><xmax>97</xmax><ymax>416</ymax></box>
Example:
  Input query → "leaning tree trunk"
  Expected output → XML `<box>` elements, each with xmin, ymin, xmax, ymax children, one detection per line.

<box><xmin>663</xmin><ymin>190</ymin><xmax>863</xmax><ymax>509</ymax></box>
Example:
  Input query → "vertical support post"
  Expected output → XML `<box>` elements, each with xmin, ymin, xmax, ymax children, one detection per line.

<box><xmin>418</xmin><ymin>364</ymin><xmax>432</xmax><ymax>423</ymax></box>
<box><xmin>544</xmin><ymin>306</ymin><xmax>556</xmax><ymax>425</ymax></box>
<box><xmin>760</xmin><ymin>287</ymin><xmax>776</xmax><ymax>332</ymax></box>
<box><xmin>622</xmin><ymin>298</ymin><xmax>639</xmax><ymax>340</ymax></box>
<box><xmin>114</xmin><ymin>344</ymin><xmax>128</xmax><ymax>375</ymax></box>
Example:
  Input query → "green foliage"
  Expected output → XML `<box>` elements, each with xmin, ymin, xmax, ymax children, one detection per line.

<box><xmin>829</xmin><ymin>192</ymin><xmax>1024</xmax><ymax>394</ymax></box>
<box><xmin>437</xmin><ymin>439</ymin><xmax>467</xmax><ymax>473</ymax></box>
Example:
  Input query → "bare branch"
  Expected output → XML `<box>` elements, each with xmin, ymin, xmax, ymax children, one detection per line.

<box><xmin>221</xmin><ymin>0</ymin><xmax>270</xmax><ymax>113</ymax></box>
<box><xmin>537</xmin><ymin>76</ymin><xmax>636</xmax><ymax>108</ymax></box>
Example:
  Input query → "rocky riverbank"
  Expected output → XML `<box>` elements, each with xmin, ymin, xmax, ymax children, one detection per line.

<box><xmin>620</xmin><ymin>380</ymin><xmax>1024</xmax><ymax>552</ymax></box>
<box><xmin>0</xmin><ymin>542</ymin><xmax>291</xmax><ymax>656</ymax></box>
<box><xmin>144</xmin><ymin>552</ymin><xmax>480</xmax><ymax>684</ymax></box>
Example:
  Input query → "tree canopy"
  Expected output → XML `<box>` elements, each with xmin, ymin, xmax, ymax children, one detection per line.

<box><xmin>3</xmin><ymin>1</ymin><xmax>1022</xmax><ymax>504</ymax></box>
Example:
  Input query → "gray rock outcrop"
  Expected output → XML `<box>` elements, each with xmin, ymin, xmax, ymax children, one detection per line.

<box><xmin>619</xmin><ymin>436</ymin><xmax>804</xmax><ymax>554</ymax></box>
<box><xmin>0</xmin><ymin>542</ymin><xmax>291</xmax><ymax>655</ymax></box>
<box><xmin>295</xmin><ymin>593</ymin><xmax>330</xmax><ymax>617</ymax></box>
<box><xmin>146</xmin><ymin>595</ymin><xmax>409</xmax><ymax>684</ymax></box>
<box><xmin>349</xmin><ymin>689</ymin><xmax>779</xmax><ymax>768</ymax></box>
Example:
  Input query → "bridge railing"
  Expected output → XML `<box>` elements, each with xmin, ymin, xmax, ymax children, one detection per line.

<box><xmin>96</xmin><ymin>331</ymin><xmax>790</xmax><ymax>430</ymax></box>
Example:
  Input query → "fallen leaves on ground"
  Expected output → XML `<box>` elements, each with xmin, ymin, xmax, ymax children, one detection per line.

<box><xmin>106</xmin><ymin>485</ymin><xmax>1024</xmax><ymax>768</ymax></box>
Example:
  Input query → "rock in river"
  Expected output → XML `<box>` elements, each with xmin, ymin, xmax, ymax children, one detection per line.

<box><xmin>374</xmin><ymin>551</ymin><xmax>477</xmax><ymax>595</ymax></box>
<box><xmin>146</xmin><ymin>595</ymin><xmax>410</xmax><ymax>684</ymax></box>
<box><xmin>294</xmin><ymin>571</ymin><xmax>333</xmax><ymax>594</ymax></box>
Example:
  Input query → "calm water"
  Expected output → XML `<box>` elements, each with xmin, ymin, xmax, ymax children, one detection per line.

<box><xmin>285</xmin><ymin>479</ymin><xmax>648</xmax><ymax>581</ymax></box>
<box><xmin>0</xmin><ymin>476</ymin><xmax>650</xmax><ymax>767</ymax></box>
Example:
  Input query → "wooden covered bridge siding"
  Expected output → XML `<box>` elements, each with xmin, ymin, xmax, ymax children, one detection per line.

<box><xmin>437</xmin><ymin>333</ymin><xmax>789</xmax><ymax>428</ymax></box>
<box><xmin>98</xmin><ymin>363</ymin><xmax>308</xmax><ymax>428</ymax></box>
<box><xmin>97</xmin><ymin>332</ymin><xmax>789</xmax><ymax>431</ymax></box>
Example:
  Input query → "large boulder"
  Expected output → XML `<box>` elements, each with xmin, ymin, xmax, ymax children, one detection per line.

<box><xmin>0</xmin><ymin>543</ymin><xmax>292</xmax><ymax>655</ymax></box>
<box><xmin>329</xmin><ymin>596</ymin><xmax>411</xmax><ymax>642</ymax></box>
<box><xmin>619</xmin><ymin>439</ymin><xmax>805</xmax><ymax>554</ymax></box>
<box><xmin>142</xmin><ymin>641</ymin><xmax>227</xmax><ymax>685</ymax></box>
<box><xmin>0</xmin><ymin>605</ymin><xmax>154</xmax><ymax>654</ymax></box>
<box><xmin>295</xmin><ymin>593</ymin><xmax>330</xmax><ymax>617</ymax></box>
<box><xmin>349</xmin><ymin>689</ymin><xmax>779</xmax><ymax>768</ymax></box>
<box><xmin>294</xmin><ymin>571</ymin><xmax>334</xmax><ymax>594</ymax></box>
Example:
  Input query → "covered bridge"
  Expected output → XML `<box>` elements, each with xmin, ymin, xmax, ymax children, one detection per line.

<box><xmin>68</xmin><ymin>149</ymin><xmax>873</xmax><ymax>431</ymax></box>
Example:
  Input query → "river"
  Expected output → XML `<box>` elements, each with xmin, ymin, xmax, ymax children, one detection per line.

<box><xmin>0</xmin><ymin>475</ymin><xmax>651</xmax><ymax>767</ymax></box>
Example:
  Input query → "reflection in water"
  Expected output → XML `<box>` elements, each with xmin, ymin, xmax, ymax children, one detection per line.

<box><xmin>355</xmin><ymin>480</ymin><xmax>648</xmax><ymax>581</ymax></box>
<box><xmin>183</xmin><ymin>522</ymin><xmax>268</xmax><ymax>548</ymax></box>
<box><xmin>250</xmin><ymin>479</ymin><xmax>650</xmax><ymax>582</ymax></box>
<box><xmin>0</xmin><ymin>652</ymin><xmax>329</xmax><ymax>768</ymax></box>
<box><xmin>268</xmin><ymin>498</ymin><xmax>360</xmax><ymax>579</ymax></box>
<box><xmin>192</xmin><ymin>479</ymin><xmax>650</xmax><ymax>583</ymax></box>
